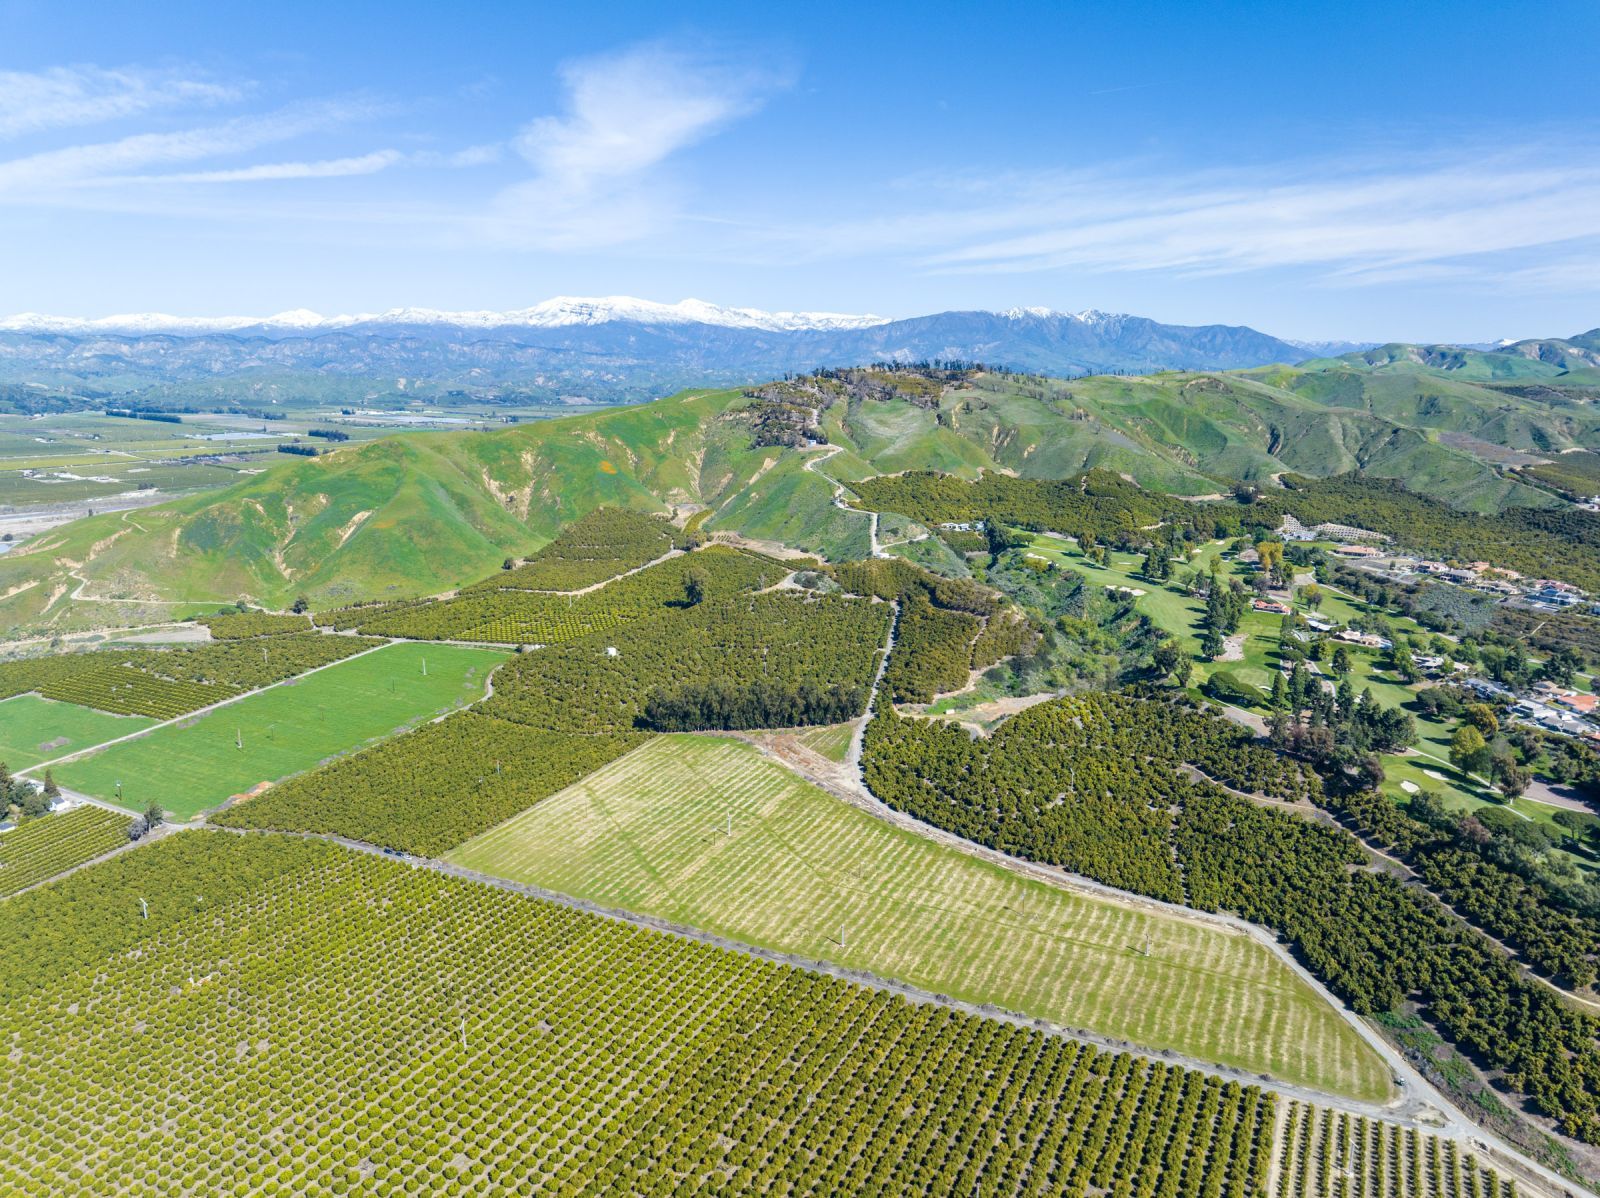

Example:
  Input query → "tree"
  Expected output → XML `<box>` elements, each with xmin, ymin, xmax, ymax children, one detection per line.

<box><xmin>1204</xmin><ymin>670</ymin><xmax>1259</xmax><ymax>707</ymax></box>
<box><xmin>290</xmin><ymin>594</ymin><xmax>310</xmax><ymax>614</ymax></box>
<box><xmin>1330</xmin><ymin>645</ymin><xmax>1352</xmax><ymax>677</ymax></box>
<box><xmin>143</xmin><ymin>801</ymin><xmax>165</xmax><ymax>829</ymax></box>
<box><xmin>1301</xmin><ymin>583</ymin><xmax>1324</xmax><ymax>611</ymax></box>
<box><xmin>984</xmin><ymin>519</ymin><xmax>1024</xmax><ymax>559</ymax></box>
<box><xmin>1255</xmin><ymin>540</ymin><xmax>1285</xmax><ymax>586</ymax></box>
<box><xmin>1269</xmin><ymin>672</ymin><xmax>1288</xmax><ymax>711</ymax></box>
<box><xmin>1141</xmin><ymin>545</ymin><xmax>1169</xmax><ymax>582</ymax></box>
<box><xmin>1289</xmin><ymin>662</ymin><xmax>1311</xmax><ymax>713</ymax></box>
<box><xmin>42</xmin><ymin>769</ymin><xmax>59</xmax><ymax>798</ymax></box>
<box><xmin>1552</xmin><ymin>809</ymin><xmax>1600</xmax><ymax>847</ymax></box>
<box><xmin>1537</xmin><ymin>646</ymin><xmax>1585</xmax><ymax>687</ymax></box>
<box><xmin>1463</xmin><ymin>702</ymin><xmax>1499</xmax><ymax>737</ymax></box>
<box><xmin>502</xmin><ymin>557</ymin><xmax>515</xmax><ymax>571</ymax></box>
<box><xmin>1199</xmin><ymin>625</ymin><xmax>1225</xmax><ymax>660</ymax></box>
<box><xmin>1449</xmin><ymin>725</ymin><xmax>1491</xmax><ymax>777</ymax></box>
<box><xmin>1151</xmin><ymin>640</ymin><xmax>1181</xmax><ymax>680</ymax></box>
<box><xmin>1490</xmin><ymin>751</ymin><xmax>1530</xmax><ymax>800</ymax></box>
<box><xmin>1173</xmin><ymin>655</ymin><xmax>1193</xmax><ymax>688</ymax></box>
<box><xmin>683</xmin><ymin>570</ymin><xmax>707</xmax><ymax>607</ymax></box>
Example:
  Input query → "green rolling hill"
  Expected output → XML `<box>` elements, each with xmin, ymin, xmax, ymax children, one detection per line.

<box><xmin>4</xmin><ymin>359</ymin><xmax>1598</xmax><ymax>636</ymax></box>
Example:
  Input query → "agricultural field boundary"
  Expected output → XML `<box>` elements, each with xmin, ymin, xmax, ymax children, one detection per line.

<box><xmin>15</xmin><ymin>638</ymin><xmax>394</xmax><ymax>780</ymax></box>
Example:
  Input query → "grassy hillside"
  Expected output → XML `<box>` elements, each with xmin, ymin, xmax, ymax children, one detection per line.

<box><xmin>5</xmin><ymin>359</ymin><xmax>1597</xmax><ymax>636</ymax></box>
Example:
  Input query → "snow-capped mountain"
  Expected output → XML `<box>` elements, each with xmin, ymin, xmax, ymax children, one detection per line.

<box><xmin>0</xmin><ymin>297</ymin><xmax>1367</xmax><ymax>407</ymax></box>
<box><xmin>0</xmin><ymin>297</ymin><xmax>890</xmax><ymax>337</ymax></box>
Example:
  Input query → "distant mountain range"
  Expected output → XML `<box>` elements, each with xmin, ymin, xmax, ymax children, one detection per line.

<box><xmin>0</xmin><ymin>296</ymin><xmax>1591</xmax><ymax>408</ymax></box>
<box><xmin>0</xmin><ymin>296</ymin><xmax>893</xmax><ymax>337</ymax></box>
<box><xmin>0</xmin><ymin>298</ymin><xmax>1375</xmax><ymax>407</ymax></box>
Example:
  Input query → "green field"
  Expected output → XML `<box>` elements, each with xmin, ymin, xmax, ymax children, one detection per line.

<box><xmin>0</xmin><ymin>694</ymin><xmax>154</xmax><ymax>769</ymax></box>
<box><xmin>48</xmin><ymin>643</ymin><xmax>507</xmax><ymax>819</ymax></box>
<box><xmin>448</xmin><ymin>734</ymin><xmax>1391</xmax><ymax>1101</ymax></box>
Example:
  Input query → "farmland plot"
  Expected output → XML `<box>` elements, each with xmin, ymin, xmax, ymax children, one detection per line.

<box><xmin>448</xmin><ymin>734</ymin><xmax>1390</xmax><ymax>1101</ymax></box>
<box><xmin>0</xmin><ymin>694</ymin><xmax>153</xmax><ymax>769</ymax></box>
<box><xmin>0</xmin><ymin>806</ymin><xmax>133</xmax><ymax>897</ymax></box>
<box><xmin>49</xmin><ymin>643</ymin><xmax>507</xmax><ymax>819</ymax></box>
<box><xmin>0</xmin><ymin>833</ymin><xmax>1301</xmax><ymax>1197</ymax></box>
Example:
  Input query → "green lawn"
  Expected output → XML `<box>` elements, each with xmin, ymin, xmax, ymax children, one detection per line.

<box><xmin>49</xmin><ymin>643</ymin><xmax>507</xmax><ymax>819</ymax></box>
<box><xmin>448</xmin><ymin>733</ymin><xmax>1392</xmax><ymax>1102</ymax></box>
<box><xmin>1025</xmin><ymin>535</ymin><xmax>1285</xmax><ymax>691</ymax></box>
<box><xmin>1022</xmin><ymin>534</ymin><xmax>1556</xmax><ymax>829</ymax></box>
<box><xmin>0</xmin><ymin>695</ymin><xmax>154</xmax><ymax>771</ymax></box>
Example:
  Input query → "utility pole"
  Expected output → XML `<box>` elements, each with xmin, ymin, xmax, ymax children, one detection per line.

<box><xmin>422</xmin><ymin>657</ymin><xmax>427</xmax><ymax>676</ymax></box>
<box><xmin>236</xmin><ymin>728</ymin><xmax>242</xmax><ymax>750</ymax></box>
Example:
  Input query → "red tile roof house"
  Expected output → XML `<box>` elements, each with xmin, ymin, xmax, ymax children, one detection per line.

<box><xmin>1554</xmin><ymin>691</ymin><xmax>1599</xmax><ymax>716</ymax></box>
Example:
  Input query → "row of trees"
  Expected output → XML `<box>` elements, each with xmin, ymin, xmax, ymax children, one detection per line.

<box><xmin>642</xmin><ymin>679</ymin><xmax>865</xmax><ymax>732</ymax></box>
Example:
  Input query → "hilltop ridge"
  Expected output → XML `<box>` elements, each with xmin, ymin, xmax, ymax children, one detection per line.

<box><xmin>5</xmin><ymin>355</ymin><xmax>1597</xmax><ymax>635</ymax></box>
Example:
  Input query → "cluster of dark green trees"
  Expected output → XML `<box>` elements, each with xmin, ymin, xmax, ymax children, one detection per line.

<box><xmin>642</xmin><ymin>679</ymin><xmax>866</xmax><ymax>732</ymax></box>
<box><xmin>1199</xmin><ymin>577</ymin><xmax>1249</xmax><ymax>659</ymax></box>
<box><xmin>0</xmin><ymin>761</ymin><xmax>44</xmax><ymax>818</ymax></box>
<box><xmin>1266</xmin><ymin>658</ymin><xmax>1415</xmax><ymax>789</ymax></box>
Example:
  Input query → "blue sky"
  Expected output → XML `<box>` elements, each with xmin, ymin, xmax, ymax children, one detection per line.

<box><xmin>1</xmin><ymin>0</ymin><xmax>1596</xmax><ymax>341</ymax></box>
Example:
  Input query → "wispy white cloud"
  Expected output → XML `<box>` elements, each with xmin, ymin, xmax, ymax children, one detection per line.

<box><xmin>917</xmin><ymin>156</ymin><xmax>1600</xmax><ymax>285</ymax></box>
<box><xmin>109</xmin><ymin>150</ymin><xmax>405</xmax><ymax>185</ymax></box>
<box><xmin>477</xmin><ymin>40</ymin><xmax>791</xmax><ymax>250</ymax></box>
<box><xmin>722</xmin><ymin>149</ymin><xmax>1600</xmax><ymax>294</ymax></box>
<box><xmin>0</xmin><ymin>64</ymin><xmax>241</xmax><ymax>139</ymax></box>
<box><xmin>0</xmin><ymin>98</ymin><xmax>385</xmax><ymax>194</ymax></box>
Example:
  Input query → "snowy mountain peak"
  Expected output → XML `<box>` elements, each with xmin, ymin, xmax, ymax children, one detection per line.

<box><xmin>0</xmin><ymin>296</ymin><xmax>890</xmax><ymax>337</ymax></box>
<box><xmin>997</xmin><ymin>306</ymin><xmax>1117</xmax><ymax>324</ymax></box>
